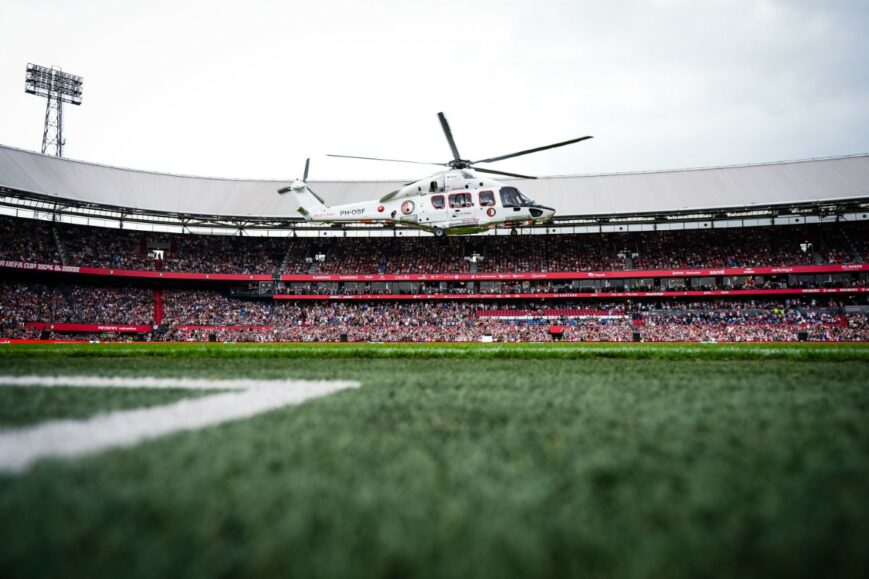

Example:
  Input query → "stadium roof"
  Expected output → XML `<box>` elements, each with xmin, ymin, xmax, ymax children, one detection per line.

<box><xmin>1</xmin><ymin>144</ymin><xmax>868</xmax><ymax>222</ymax></box>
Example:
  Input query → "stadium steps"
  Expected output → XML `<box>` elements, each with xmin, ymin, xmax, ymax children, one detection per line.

<box><xmin>56</xmin><ymin>282</ymin><xmax>78</xmax><ymax>321</ymax></box>
<box><xmin>816</xmin><ymin>225</ymin><xmax>860</xmax><ymax>263</ymax></box>
<box><xmin>837</xmin><ymin>226</ymin><xmax>863</xmax><ymax>262</ymax></box>
<box><xmin>278</xmin><ymin>237</ymin><xmax>313</xmax><ymax>274</ymax></box>
<box><xmin>278</xmin><ymin>238</ymin><xmax>297</xmax><ymax>275</ymax></box>
<box><xmin>51</xmin><ymin>225</ymin><xmax>69</xmax><ymax>265</ymax></box>
<box><xmin>381</xmin><ymin>241</ymin><xmax>396</xmax><ymax>274</ymax></box>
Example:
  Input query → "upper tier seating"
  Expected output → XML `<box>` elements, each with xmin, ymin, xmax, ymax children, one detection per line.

<box><xmin>1</xmin><ymin>216</ymin><xmax>865</xmax><ymax>275</ymax></box>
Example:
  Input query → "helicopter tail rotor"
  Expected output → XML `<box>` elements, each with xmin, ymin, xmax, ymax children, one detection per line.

<box><xmin>278</xmin><ymin>158</ymin><xmax>327</xmax><ymax>213</ymax></box>
<box><xmin>278</xmin><ymin>157</ymin><xmax>312</xmax><ymax>194</ymax></box>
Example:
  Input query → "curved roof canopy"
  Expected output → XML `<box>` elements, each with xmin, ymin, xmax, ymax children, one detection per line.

<box><xmin>1</xmin><ymin>144</ymin><xmax>867</xmax><ymax>220</ymax></box>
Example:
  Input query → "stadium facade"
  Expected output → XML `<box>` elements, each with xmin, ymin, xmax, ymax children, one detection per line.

<box><xmin>1</xmin><ymin>144</ymin><xmax>867</xmax><ymax>234</ymax></box>
<box><xmin>0</xmin><ymin>144</ymin><xmax>867</xmax><ymax>343</ymax></box>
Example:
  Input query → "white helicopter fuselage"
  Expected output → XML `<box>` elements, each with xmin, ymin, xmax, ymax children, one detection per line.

<box><xmin>292</xmin><ymin>169</ymin><xmax>555</xmax><ymax>236</ymax></box>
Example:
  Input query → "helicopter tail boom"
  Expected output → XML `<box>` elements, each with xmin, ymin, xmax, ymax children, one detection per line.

<box><xmin>290</xmin><ymin>185</ymin><xmax>328</xmax><ymax>220</ymax></box>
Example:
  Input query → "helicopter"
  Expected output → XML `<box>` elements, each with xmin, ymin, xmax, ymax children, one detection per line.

<box><xmin>278</xmin><ymin>113</ymin><xmax>592</xmax><ymax>237</ymax></box>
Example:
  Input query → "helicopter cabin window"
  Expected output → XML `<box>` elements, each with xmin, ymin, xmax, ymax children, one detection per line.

<box><xmin>449</xmin><ymin>192</ymin><xmax>473</xmax><ymax>209</ymax></box>
<box><xmin>479</xmin><ymin>190</ymin><xmax>495</xmax><ymax>207</ymax></box>
<box><xmin>499</xmin><ymin>186</ymin><xmax>532</xmax><ymax>207</ymax></box>
<box><xmin>431</xmin><ymin>195</ymin><xmax>445</xmax><ymax>209</ymax></box>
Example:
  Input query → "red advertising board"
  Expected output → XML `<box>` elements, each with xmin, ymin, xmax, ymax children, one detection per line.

<box><xmin>24</xmin><ymin>323</ymin><xmax>152</xmax><ymax>333</ymax></box>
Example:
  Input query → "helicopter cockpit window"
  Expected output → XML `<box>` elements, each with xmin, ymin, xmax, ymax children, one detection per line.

<box><xmin>499</xmin><ymin>186</ymin><xmax>534</xmax><ymax>207</ymax></box>
<box><xmin>449</xmin><ymin>192</ymin><xmax>473</xmax><ymax>209</ymax></box>
<box><xmin>479</xmin><ymin>190</ymin><xmax>495</xmax><ymax>207</ymax></box>
<box><xmin>431</xmin><ymin>195</ymin><xmax>445</xmax><ymax>209</ymax></box>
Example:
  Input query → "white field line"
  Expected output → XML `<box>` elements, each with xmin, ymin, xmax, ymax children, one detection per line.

<box><xmin>0</xmin><ymin>376</ymin><xmax>359</xmax><ymax>474</ymax></box>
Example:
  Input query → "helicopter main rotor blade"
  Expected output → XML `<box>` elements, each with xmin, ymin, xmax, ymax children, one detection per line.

<box><xmin>303</xmin><ymin>158</ymin><xmax>310</xmax><ymax>181</ymax></box>
<box><xmin>438</xmin><ymin>112</ymin><xmax>462</xmax><ymax>162</ymax></box>
<box><xmin>472</xmin><ymin>167</ymin><xmax>537</xmax><ymax>179</ymax></box>
<box><xmin>327</xmin><ymin>154</ymin><xmax>446</xmax><ymax>167</ymax></box>
<box><xmin>473</xmin><ymin>136</ymin><xmax>593</xmax><ymax>165</ymax></box>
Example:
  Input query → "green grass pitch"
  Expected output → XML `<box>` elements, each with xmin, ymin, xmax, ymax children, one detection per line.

<box><xmin>0</xmin><ymin>342</ymin><xmax>867</xmax><ymax>578</ymax></box>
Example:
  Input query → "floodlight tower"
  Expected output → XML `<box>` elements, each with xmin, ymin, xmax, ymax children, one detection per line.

<box><xmin>24</xmin><ymin>63</ymin><xmax>83</xmax><ymax>157</ymax></box>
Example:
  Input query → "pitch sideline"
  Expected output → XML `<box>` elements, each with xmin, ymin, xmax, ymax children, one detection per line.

<box><xmin>0</xmin><ymin>375</ymin><xmax>360</xmax><ymax>474</ymax></box>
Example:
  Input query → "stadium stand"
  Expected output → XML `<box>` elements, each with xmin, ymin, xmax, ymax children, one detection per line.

<box><xmin>1</xmin><ymin>216</ymin><xmax>866</xmax><ymax>275</ymax></box>
<box><xmin>0</xmin><ymin>281</ymin><xmax>153</xmax><ymax>327</ymax></box>
<box><xmin>1</xmin><ymin>147</ymin><xmax>867</xmax><ymax>342</ymax></box>
<box><xmin>2</xmin><ymin>214</ymin><xmax>868</xmax><ymax>344</ymax></box>
<box><xmin>2</xmin><ymin>277</ymin><xmax>866</xmax><ymax>342</ymax></box>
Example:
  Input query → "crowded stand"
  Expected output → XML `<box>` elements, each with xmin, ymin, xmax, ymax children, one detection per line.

<box><xmin>0</xmin><ymin>281</ymin><xmax>153</xmax><ymax>329</ymax></box>
<box><xmin>0</xmin><ymin>217</ymin><xmax>63</xmax><ymax>264</ymax></box>
<box><xmin>160</xmin><ymin>235</ymin><xmax>286</xmax><ymax>274</ymax></box>
<box><xmin>271</xmin><ymin>273</ymin><xmax>867</xmax><ymax>296</ymax></box>
<box><xmin>145</xmin><ymin>292</ymin><xmax>869</xmax><ymax>343</ymax></box>
<box><xmin>1</xmin><ymin>216</ymin><xmax>866</xmax><ymax>275</ymax></box>
<box><xmin>1</xmin><ymin>213</ymin><xmax>866</xmax><ymax>343</ymax></box>
<box><xmin>1</xmin><ymin>278</ymin><xmax>866</xmax><ymax>342</ymax></box>
<box><xmin>0</xmin><ymin>217</ymin><xmax>289</xmax><ymax>274</ymax></box>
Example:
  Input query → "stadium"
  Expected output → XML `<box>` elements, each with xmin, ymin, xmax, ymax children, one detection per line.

<box><xmin>2</xmin><ymin>142</ymin><xmax>869</xmax><ymax>578</ymax></box>
<box><xmin>2</xmin><ymin>2</ymin><xmax>869</xmax><ymax>575</ymax></box>
<box><xmin>1</xmin><ymin>144</ymin><xmax>867</xmax><ymax>344</ymax></box>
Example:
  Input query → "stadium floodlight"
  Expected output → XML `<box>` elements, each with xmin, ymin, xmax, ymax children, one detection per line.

<box><xmin>25</xmin><ymin>63</ymin><xmax>84</xmax><ymax>157</ymax></box>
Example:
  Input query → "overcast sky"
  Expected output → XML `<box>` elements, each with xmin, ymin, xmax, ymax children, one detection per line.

<box><xmin>1</xmin><ymin>0</ymin><xmax>867</xmax><ymax>181</ymax></box>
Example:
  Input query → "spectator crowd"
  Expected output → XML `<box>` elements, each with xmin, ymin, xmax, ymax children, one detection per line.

<box><xmin>0</xmin><ymin>281</ymin><xmax>153</xmax><ymax>329</ymax></box>
<box><xmin>2</xmin><ymin>214</ymin><xmax>866</xmax><ymax>343</ymax></box>
<box><xmin>1</xmin><ymin>216</ymin><xmax>865</xmax><ymax>276</ymax></box>
<box><xmin>2</xmin><ymin>281</ymin><xmax>866</xmax><ymax>343</ymax></box>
